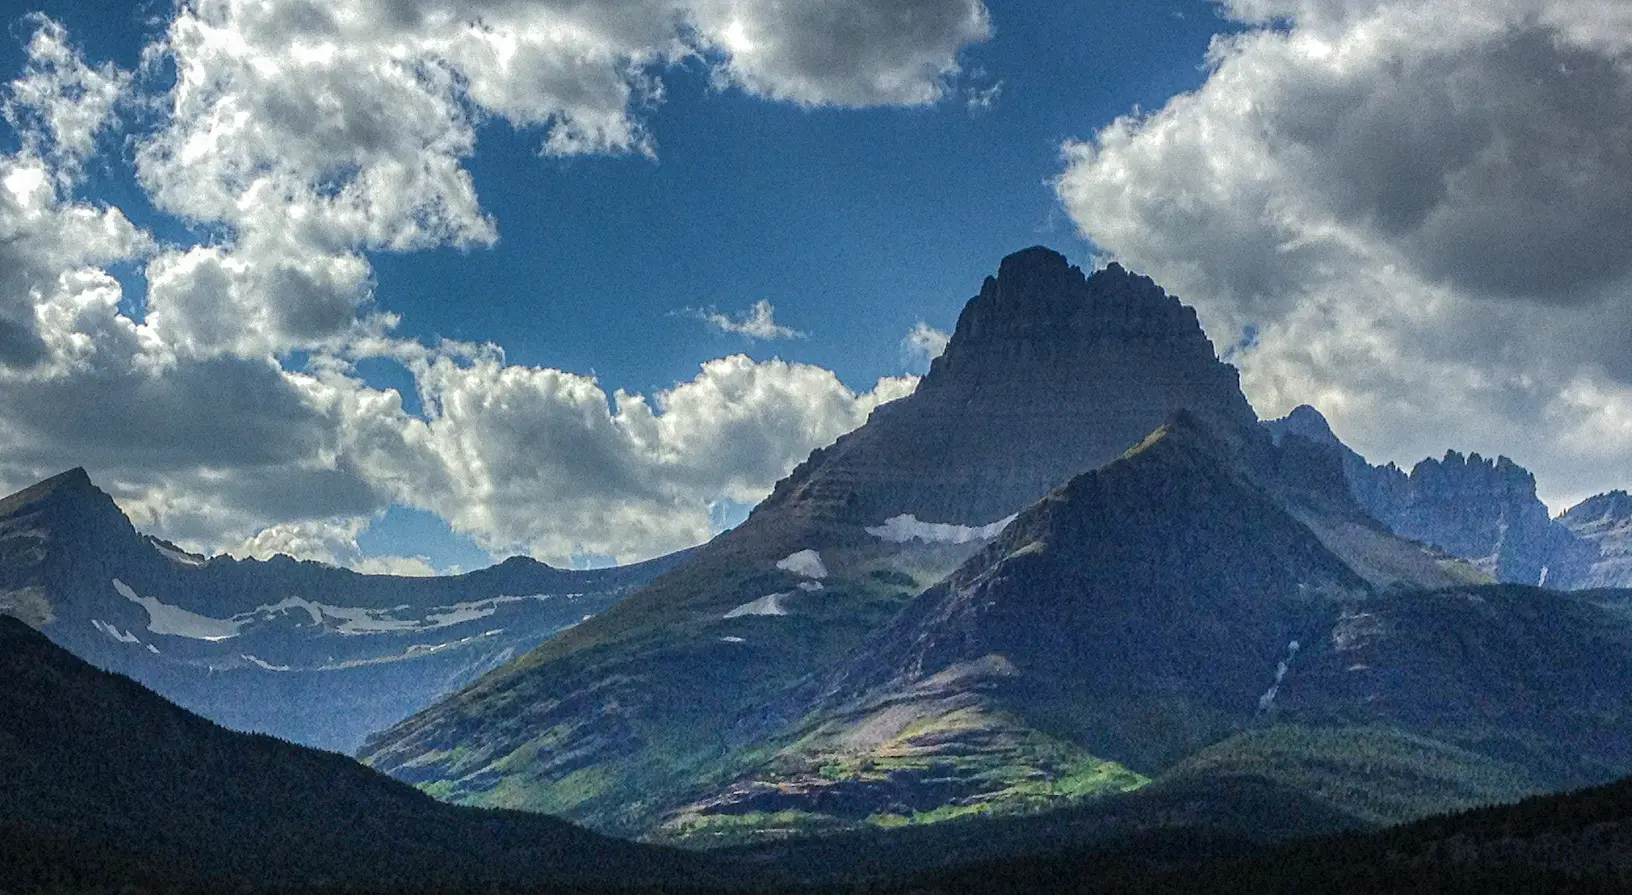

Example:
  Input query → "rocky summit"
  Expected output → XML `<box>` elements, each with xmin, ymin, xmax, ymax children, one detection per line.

<box><xmin>1550</xmin><ymin>491</ymin><xmax>1632</xmax><ymax>588</ymax></box>
<box><xmin>762</xmin><ymin>247</ymin><xmax>1258</xmax><ymax>528</ymax></box>
<box><xmin>359</xmin><ymin>248</ymin><xmax>1271</xmax><ymax>834</ymax></box>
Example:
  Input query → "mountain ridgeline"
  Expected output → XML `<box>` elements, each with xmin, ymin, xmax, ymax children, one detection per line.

<box><xmin>659</xmin><ymin>413</ymin><xmax>1632</xmax><ymax>842</ymax></box>
<box><xmin>1266</xmin><ymin>404</ymin><xmax>1632</xmax><ymax>589</ymax></box>
<box><xmin>0</xmin><ymin>468</ymin><xmax>688</xmax><ymax>752</ymax></box>
<box><xmin>359</xmin><ymin>248</ymin><xmax>1286</xmax><ymax>834</ymax></box>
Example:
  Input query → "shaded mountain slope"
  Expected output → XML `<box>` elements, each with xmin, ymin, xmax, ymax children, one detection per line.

<box><xmin>658</xmin><ymin>414</ymin><xmax>1377</xmax><ymax>839</ymax></box>
<box><xmin>0</xmin><ymin>468</ymin><xmax>686</xmax><ymax>752</ymax></box>
<box><xmin>817</xmin><ymin>414</ymin><xmax>1369</xmax><ymax>765</ymax></box>
<box><xmin>1268</xmin><ymin>585</ymin><xmax>1632</xmax><ymax>787</ymax></box>
<box><xmin>360</xmin><ymin>248</ymin><xmax>1274</xmax><ymax>834</ymax></box>
<box><xmin>0</xmin><ymin>615</ymin><xmax>719</xmax><ymax>893</ymax></box>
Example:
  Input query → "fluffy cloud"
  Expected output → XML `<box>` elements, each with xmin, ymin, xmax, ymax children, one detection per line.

<box><xmin>902</xmin><ymin>321</ymin><xmax>950</xmax><ymax>369</ymax></box>
<box><xmin>3</xmin><ymin>16</ymin><xmax>128</xmax><ymax>178</ymax></box>
<box><xmin>693</xmin><ymin>0</ymin><xmax>990</xmax><ymax>106</ymax></box>
<box><xmin>325</xmin><ymin>345</ymin><xmax>916</xmax><ymax>564</ymax></box>
<box><xmin>125</xmin><ymin>0</ymin><xmax>989</xmax><ymax>356</ymax></box>
<box><xmin>0</xmin><ymin>5</ymin><xmax>969</xmax><ymax>569</ymax></box>
<box><xmin>233</xmin><ymin>517</ymin><xmax>437</xmax><ymax>577</ymax></box>
<box><xmin>0</xmin><ymin>23</ymin><xmax>143</xmax><ymax>371</ymax></box>
<box><xmin>1058</xmin><ymin>0</ymin><xmax>1632</xmax><ymax>508</ymax></box>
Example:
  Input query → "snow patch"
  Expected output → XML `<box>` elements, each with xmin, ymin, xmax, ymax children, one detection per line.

<box><xmin>724</xmin><ymin>592</ymin><xmax>791</xmax><ymax>618</ymax></box>
<box><xmin>257</xmin><ymin>596</ymin><xmax>420</xmax><ymax>635</ymax></box>
<box><xmin>797</xmin><ymin>581</ymin><xmax>824</xmax><ymax>593</ymax></box>
<box><xmin>776</xmin><ymin>549</ymin><xmax>827</xmax><ymax>579</ymax></box>
<box><xmin>865</xmin><ymin>513</ymin><xmax>1016</xmax><ymax>545</ymax></box>
<box><xmin>720</xmin><ymin>636</ymin><xmax>747</xmax><ymax>643</ymax></box>
<box><xmin>114</xmin><ymin>579</ymin><xmax>243</xmax><ymax>641</ymax></box>
<box><xmin>423</xmin><ymin>595</ymin><xmax>551</xmax><ymax>628</ymax></box>
<box><xmin>242</xmin><ymin>654</ymin><xmax>292</xmax><ymax>672</ymax></box>
<box><xmin>91</xmin><ymin>619</ymin><xmax>141</xmax><ymax>644</ymax></box>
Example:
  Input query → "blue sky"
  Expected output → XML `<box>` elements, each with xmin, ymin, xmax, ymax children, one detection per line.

<box><xmin>2</xmin><ymin>0</ymin><xmax>1630</xmax><ymax>573</ymax></box>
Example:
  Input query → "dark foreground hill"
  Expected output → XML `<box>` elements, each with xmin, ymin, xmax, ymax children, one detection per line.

<box><xmin>0</xmin><ymin>615</ymin><xmax>723</xmax><ymax>893</ymax></box>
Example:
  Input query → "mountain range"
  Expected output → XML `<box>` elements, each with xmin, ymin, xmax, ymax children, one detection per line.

<box><xmin>5</xmin><ymin>246</ymin><xmax>1632</xmax><ymax>890</ymax></box>
<box><xmin>357</xmin><ymin>249</ymin><xmax>1303</xmax><ymax>834</ymax></box>
<box><xmin>1265</xmin><ymin>403</ymin><xmax>1632</xmax><ymax>588</ymax></box>
<box><xmin>0</xmin><ymin>469</ymin><xmax>687</xmax><ymax>752</ymax></box>
<box><xmin>7</xmin><ymin>605</ymin><xmax>1630</xmax><ymax>893</ymax></box>
<box><xmin>356</xmin><ymin>247</ymin><xmax>1632</xmax><ymax>846</ymax></box>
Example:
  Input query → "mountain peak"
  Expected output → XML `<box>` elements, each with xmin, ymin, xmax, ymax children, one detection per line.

<box><xmin>0</xmin><ymin>466</ymin><xmax>138</xmax><ymax>563</ymax></box>
<box><xmin>0</xmin><ymin>466</ymin><xmax>105</xmax><ymax>518</ymax></box>
<box><xmin>926</xmin><ymin>250</ymin><xmax>1225</xmax><ymax>392</ymax></box>
<box><xmin>1125</xmin><ymin>408</ymin><xmax>1221</xmax><ymax>459</ymax></box>
<box><xmin>757</xmin><ymin>249</ymin><xmax>1258</xmax><ymax>527</ymax></box>
<box><xmin>1561</xmin><ymin>490</ymin><xmax>1632</xmax><ymax>526</ymax></box>
<box><xmin>1409</xmin><ymin>449</ymin><xmax>1538</xmax><ymax>495</ymax></box>
<box><xmin>996</xmin><ymin>243</ymin><xmax>1069</xmax><ymax>273</ymax></box>
<box><xmin>1265</xmin><ymin>405</ymin><xmax>1339</xmax><ymax>446</ymax></box>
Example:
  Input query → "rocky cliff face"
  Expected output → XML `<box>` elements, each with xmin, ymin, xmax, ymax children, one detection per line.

<box><xmin>1365</xmin><ymin>451</ymin><xmax>1571</xmax><ymax>585</ymax></box>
